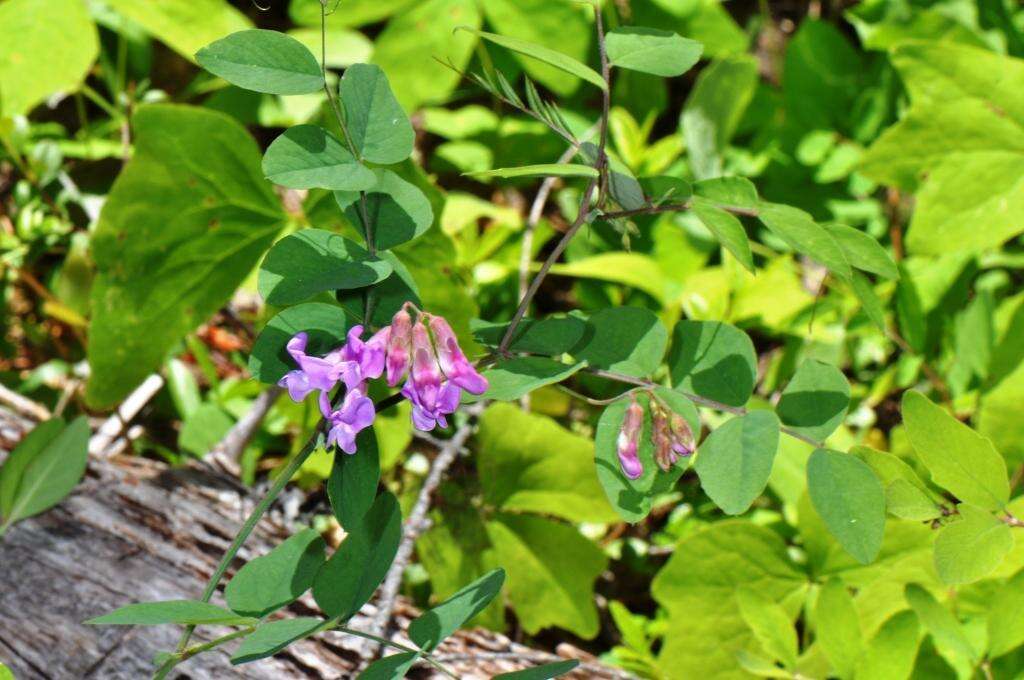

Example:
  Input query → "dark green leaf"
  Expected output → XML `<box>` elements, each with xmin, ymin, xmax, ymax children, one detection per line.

<box><xmin>0</xmin><ymin>417</ymin><xmax>65</xmax><ymax>518</ymax></box>
<box><xmin>225</xmin><ymin>529</ymin><xmax>326</xmax><ymax>618</ymax></box>
<box><xmin>263</xmin><ymin>125</ymin><xmax>376</xmax><ymax>191</ymax></box>
<box><xmin>249</xmin><ymin>302</ymin><xmax>349</xmax><ymax>385</ymax></box>
<box><xmin>807</xmin><ymin>448</ymin><xmax>886</xmax><ymax>564</ymax></box>
<box><xmin>86</xmin><ymin>105</ymin><xmax>285</xmax><ymax>408</ymax></box>
<box><xmin>606</xmin><ymin>27</ymin><xmax>702</xmax><ymax>77</ymax></box>
<box><xmin>824</xmin><ymin>223</ymin><xmax>899</xmax><ymax>280</ymax></box>
<box><xmin>850</xmin><ymin>271</ymin><xmax>887</xmax><ymax>331</ymax></box>
<box><xmin>668</xmin><ymin>320</ymin><xmax>757</xmax><ymax>407</ymax></box>
<box><xmin>339</xmin><ymin>252</ymin><xmax>421</xmax><ymax>327</ymax></box>
<box><xmin>0</xmin><ymin>416</ymin><xmax>88</xmax><ymax>529</ymax></box>
<box><xmin>327</xmin><ymin>427</ymin><xmax>381</xmax><ymax>529</ymax></box>
<box><xmin>775</xmin><ymin>360</ymin><xmax>850</xmax><ymax>442</ymax></box>
<box><xmin>87</xmin><ymin>600</ymin><xmax>255</xmax><ymax>626</ymax></box>
<box><xmin>493</xmin><ymin>660</ymin><xmax>580</xmax><ymax>680</ymax></box>
<box><xmin>477</xmin><ymin>358</ymin><xmax>585</xmax><ymax>402</ymax></box>
<box><xmin>231</xmin><ymin>617</ymin><xmax>323</xmax><ymax>665</ymax></box>
<box><xmin>572</xmin><ymin>307</ymin><xmax>667</xmax><ymax>377</ymax></box>
<box><xmin>595</xmin><ymin>389</ymin><xmax>699</xmax><ymax>522</ymax></box>
<box><xmin>461</xmin><ymin>28</ymin><xmax>606</xmax><ymax>91</ymax></box>
<box><xmin>690</xmin><ymin>197</ymin><xmax>754</xmax><ymax>273</ymax></box>
<box><xmin>257</xmin><ymin>229</ymin><xmax>392</xmax><ymax>305</ymax></box>
<box><xmin>409</xmin><ymin>569</ymin><xmax>505</xmax><ymax>651</ymax></box>
<box><xmin>196</xmin><ymin>29</ymin><xmax>324</xmax><ymax>95</ymax></box>
<box><xmin>470</xmin><ymin>315</ymin><xmax>587</xmax><ymax>356</ymax></box>
<box><xmin>358</xmin><ymin>652</ymin><xmax>420</xmax><ymax>679</ymax></box>
<box><xmin>758</xmin><ymin>203</ymin><xmax>852</xmax><ymax>281</ymax></box>
<box><xmin>313</xmin><ymin>492</ymin><xmax>402</xmax><ymax>619</ymax></box>
<box><xmin>339</xmin><ymin>63</ymin><xmax>414</xmax><ymax>164</ymax></box>
<box><xmin>694</xmin><ymin>411</ymin><xmax>780</xmax><ymax>515</ymax></box>
<box><xmin>681</xmin><ymin>55</ymin><xmax>758</xmax><ymax>180</ymax></box>
<box><xmin>335</xmin><ymin>169</ymin><xmax>433</xmax><ymax>250</ymax></box>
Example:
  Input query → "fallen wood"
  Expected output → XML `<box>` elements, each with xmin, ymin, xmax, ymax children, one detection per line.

<box><xmin>0</xmin><ymin>408</ymin><xmax>630</xmax><ymax>679</ymax></box>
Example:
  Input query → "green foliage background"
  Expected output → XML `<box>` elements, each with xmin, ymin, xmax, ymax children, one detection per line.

<box><xmin>4</xmin><ymin>0</ymin><xmax>1024</xmax><ymax>678</ymax></box>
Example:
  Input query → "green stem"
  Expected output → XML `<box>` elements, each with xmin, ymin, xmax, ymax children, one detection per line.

<box><xmin>173</xmin><ymin>431</ymin><xmax>323</xmax><ymax>653</ymax></box>
<box><xmin>336</xmin><ymin>626</ymin><xmax>459</xmax><ymax>679</ymax></box>
<box><xmin>154</xmin><ymin>626</ymin><xmax>255</xmax><ymax>679</ymax></box>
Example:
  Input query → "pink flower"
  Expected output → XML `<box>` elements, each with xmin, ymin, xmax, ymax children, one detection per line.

<box><xmin>277</xmin><ymin>332</ymin><xmax>345</xmax><ymax>402</ymax></box>
<box><xmin>319</xmin><ymin>388</ymin><xmax>375</xmax><ymax>454</ymax></box>
<box><xmin>669</xmin><ymin>412</ymin><xmax>695</xmax><ymax>459</ymax></box>
<box><xmin>385</xmin><ymin>308</ymin><xmax>413</xmax><ymax>387</ymax></box>
<box><xmin>617</xmin><ymin>397</ymin><xmax>644</xmax><ymax>479</ymax></box>
<box><xmin>337</xmin><ymin>324</ymin><xmax>386</xmax><ymax>390</ymax></box>
<box><xmin>429</xmin><ymin>315</ymin><xmax>488</xmax><ymax>395</ymax></box>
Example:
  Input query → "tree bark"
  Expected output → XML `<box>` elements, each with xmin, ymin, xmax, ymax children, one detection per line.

<box><xmin>0</xmin><ymin>408</ymin><xmax>627</xmax><ymax>680</ymax></box>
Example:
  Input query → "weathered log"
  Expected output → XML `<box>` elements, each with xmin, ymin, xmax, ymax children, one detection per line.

<box><xmin>0</xmin><ymin>408</ymin><xmax>628</xmax><ymax>680</ymax></box>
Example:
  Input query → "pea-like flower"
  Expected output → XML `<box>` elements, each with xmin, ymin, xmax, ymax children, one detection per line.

<box><xmin>319</xmin><ymin>389</ymin><xmax>374</xmax><ymax>454</ymax></box>
<box><xmin>401</xmin><ymin>319</ymin><xmax>462</xmax><ymax>432</ymax></box>
<box><xmin>617</xmin><ymin>396</ymin><xmax>644</xmax><ymax>479</ymax></box>
<box><xmin>384</xmin><ymin>308</ymin><xmax>412</xmax><ymax>387</ymax></box>
<box><xmin>277</xmin><ymin>332</ymin><xmax>345</xmax><ymax>402</ymax></box>
<box><xmin>429</xmin><ymin>315</ymin><xmax>489</xmax><ymax>395</ymax></box>
<box><xmin>337</xmin><ymin>324</ymin><xmax>387</xmax><ymax>389</ymax></box>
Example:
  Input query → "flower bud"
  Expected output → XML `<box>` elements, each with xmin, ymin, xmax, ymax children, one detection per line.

<box><xmin>617</xmin><ymin>397</ymin><xmax>644</xmax><ymax>479</ymax></box>
<box><xmin>651</xmin><ymin>401</ymin><xmax>675</xmax><ymax>472</ymax></box>
<box><xmin>385</xmin><ymin>308</ymin><xmax>413</xmax><ymax>386</ymax></box>
<box><xmin>669</xmin><ymin>412</ymin><xmax>696</xmax><ymax>460</ymax></box>
<box><xmin>429</xmin><ymin>315</ymin><xmax>488</xmax><ymax>395</ymax></box>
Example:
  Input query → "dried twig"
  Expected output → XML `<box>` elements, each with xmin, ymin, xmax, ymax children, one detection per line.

<box><xmin>88</xmin><ymin>373</ymin><xmax>164</xmax><ymax>458</ymax></box>
<box><xmin>0</xmin><ymin>382</ymin><xmax>50</xmax><ymax>422</ymax></box>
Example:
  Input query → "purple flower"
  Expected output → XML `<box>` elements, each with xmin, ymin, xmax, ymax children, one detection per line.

<box><xmin>319</xmin><ymin>388</ymin><xmax>375</xmax><ymax>454</ymax></box>
<box><xmin>403</xmin><ymin>379</ymin><xmax>461</xmax><ymax>431</ymax></box>
<box><xmin>277</xmin><ymin>332</ymin><xmax>345</xmax><ymax>402</ymax></box>
<box><xmin>617</xmin><ymin>397</ymin><xmax>644</xmax><ymax>479</ymax></box>
<box><xmin>337</xmin><ymin>324</ymin><xmax>387</xmax><ymax>390</ymax></box>
<box><xmin>385</xmin><ymin>308</ymin><xmax>413</xmax><ymax>387</ymax></box>
<box><xmin>669</xmin><ymin>412</ymin><xmax>695</xmax><ymax>459</ymax></box>
<box><xmin>429</xmin><ymin>316</ymin><xmax>488</xmax><ymax>395</ymax></box>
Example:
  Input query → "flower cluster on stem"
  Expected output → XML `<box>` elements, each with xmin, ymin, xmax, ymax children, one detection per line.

<box><xmin>278</xmin><ymin>304</ymin><xmax>488</xmax><ymax>453</ymax></box>
<box><xmin>616</xmin><ymin>391</ymin><xmax>696</xmax><ymax>479</ymax></box>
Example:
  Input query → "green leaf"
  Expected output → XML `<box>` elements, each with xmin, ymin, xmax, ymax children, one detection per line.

<box><xmin>327</xmin><ymin>428</ymin><xmax>381</xmax><ymax>530</ymax></box>
<box><xmin>262</xmin><ymin>126</ymin><xmax>376</xmax><ymax>191</ymax></box>
<box><xmin>816</xmin><ymin>579</ymin><xmax>863</xmax><ymax>679</ymax></box>
<box><xmin>668</xmin><ymin>320</ymin><xmax>757</xmax><ymax>407</ymax></box>
<box><xmin>461</xmin><ymin>28</ymin><xmax>606</xmax><ymax>92</ymax></box>
<box><xmin>0</xmin><ymin>417</ymin><xmax>65</xmax><ymax>519</ymax></box>
<box><xmin>0</xmin><ymin>417</ymin><xmax>88</xmax><ymax>530</ymax></box>
<box><xmin>606</xmin><ymin>27</ymin><xmax>702</xmax><ymax>77</ymax></box>
<box><xmin>477</xmin><ymin>403</ymin><xmax>619</xmax><ymax>523</ymax></box>
<box><xmin>595</xmin><ymin>389</ymin><xmax>700</xmax><ymax>522</ymax></box>
<box><xmin>694</xmin><ymin>411</ymin><xmax>780</xmax><ymax>516</ymax></box>
<box><xmin>693</xmin><ymin>176</ymin><xmax>759</xmax><ymax>209</ymax></box>
<box><xmin>493</xmin><ymin>661</ymin><xmax>580</xmax><ymax>680</ymax></box>
<box><xmin>850</xmin><ymin>272</ymin><xmax>887</xmax><ymax>332</ymax></box>
<box><xmin>231</xmin><ymin>617</ymin><xmax>323</xmax><ymax>665</ymax></box>
<box><xmin>468</xmin><ymin>164</ymin><xmax>599</xmax><ymax>180</ymax></box>
<box><xmin>902</xmin><ymin>390</ymin><xmax>1010</xmax><ymax>511</ymax></box>
<box><xmin>988</xmin><ymin>569</ymin><xmax>1024</xmax><ymax>657</ymax></box>
<box><xmin>736</xmin><ymin>587</ymin><xmax>798</xmax><ymax>668</ymax></box>
<box><xmin>734</xmin><ymin>651</ymin><xmax>789</xmax><ymax>678</ymax></box>
<box><xmin>196</xmin><ymin>29</ymin><xmax>324</xmax><ymax>95</ymax></box>
<box><xmin>783</xmin><ymin>20</ymin><xmax>863</xmax><ymax>131</ymax></box>
<box><xmin>807</xmin><ymin>448</ymin><xmax>886</xmax><ymax>564</ymax></box>
<box><xmin>690</xmin><ymin>197</ymin><xmax>754</xmax><ymax>273</ymax></box>
<box><xmin>851</xmin><ymin>446</ymin><xmax>941</xmax><ymax>522</ymax></box>
<box><xmin>854</xmin><ymin>611</ymin><xmax>921</xmax><ymax>680</ymax></box>
<box><xmin>775</xmin><ymin>360</ymin><xmax>850</xmax><ymax>443</ymax></box>
<box><xmin>257</xmin><ymin>229</ymin><xmax>391</xmax><ymax>305</ymax></box>
<box><xmin>477</xmin><ymin>358</ymin><xmax>585</xmax><ymax>402</ymax></box>
<box><xmin>104</xmin><ymin>0</ymin><xmax>251</xmax><ymax>61</ymax></box>
<box><xmin>334</xmin><ymin>169</ymin><xmax>433</xmax><ymax>250</ymax></box>
<box><xmin>179</xmin><ymin>403</ymin><xmax>233</xmax><ymax>457</ymax></box>
<box><xmin>371</xmin><ymin>0</ymin><xmax>482</xmax><ymax>111</ymax></box>
<box><xmin>358</xmin><ymin>652</ymin><xmax>420</xmax><ymax>679</ymax></box>
<box><xmin>480</xmin><ymin>0</ymin><xmax>591</xmax><ymax>96</ymax></box>
<box><xmin>904</xmin><ymin>584</ymin><xmax>978</xmax><ymax>665</ymax></box>
<box><xmin>824</xmin><ymin>223</ymin><xmax>899</xmax><ymax>281</ymax></box>
<box><xmin>249</xmin><ymin>302</ymin><xmax>349</xmax><ymax>385</ymax></box>
<box><xmin>471</xmin><ymin>315</ymin><xmax>587</xmax><ymax>356</ymax></box>
<box><xmin>0</xmin><ymin>662</ymin><xmax>12</xmax><ymax>680</ymax></box>
<box><xmin>87</xmin><ymin>600</ymin><xmax>255</xmax><ymax>626</ymax></box>
<box><xmin>86</xmin><ymin>105</ymin><xmax>285</xmax><ymax>408</ymax></box>
<box><xmin>680</xmin><ymin>55</ymin><xmax>758</xmax><ymax>180</ymax></box>
<box><xmin>338</xmin><ymin>63</ymin><xmax>414</xmax><ymax>164</ymax></box>
<box><xmin>933</xmin><ymin>503</ymin><xmax>1013</xmax><ymax>585</ymax></box>
<box><xmin>225</xmin><ymin>529</ymin><xmax>326</xmax><ymax>618</ymax></box>
<box><xmin>313</xmin><ymin>492</ymin><xmax>402</xmax><ymax>619</ymax></box>
<box><xmin>486</xmin><ymin>513</ymin><xmax>607</xmax><ymax>638</ymax></box>
<box><xmin>547</xmin><ymin>252</ymin><xmax>671</xmax><ymax>304</ymax></box>
<box><xmin>652</xmin><ymin>522</ymin><xmax>806</xmax><ymax>678</ymax></box>
<box><xmin>409</xmin><ymin>569</ymin><xmax>505</xmax><ymax>651</ymax></box>
<box><xmin>572</xmin><ymin>307</ymin><xmax>667</xmax><ymax>377</ymax></box>
<box><xmin>758</xmin><ymin>203</ymin><xmax>852</xmax><ymax>281</ymax></box>
<box><xmin>0</xmin><ymin>0</ymin><xmax>98</xmax><ymax>118</ymax></box>
<box><xmin>339</xmin><ymin>251</ymin><xmax>422</xmax><ymax>328</ymax></box>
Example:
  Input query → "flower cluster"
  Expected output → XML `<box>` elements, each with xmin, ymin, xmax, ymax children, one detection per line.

<box><xmin>278</xmin><ymin>306</ymin><xmax>488</xmax><ymax>454</ymax></box>
<box><xmin>616</xmin><ymin>392</ymin><xmax>695</xmax><ymax>479</ymax></box>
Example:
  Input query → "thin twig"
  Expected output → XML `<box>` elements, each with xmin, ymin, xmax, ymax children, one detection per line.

<box><xmin>361</xmin><ymin>403</ymin><xmax>486</xmax><ymax>661</ymax></box>
<box><xmin>0</xmin><ymin>382</ymin><xmax>51</xmax><ymax>421</ymax></box>
<box><xmin>88</xmin><ymin>373</ymin><xmax>165</xmax><ymax>458</ymax></box>
<box><xmin>594</xmin><ymin>5</ymin><xmax>612</xmax><ymax>205</ymax></box>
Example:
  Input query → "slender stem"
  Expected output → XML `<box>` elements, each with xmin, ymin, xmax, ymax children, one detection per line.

<box><xmin>586</xmin><ymin>367</ymin><xmax>825</xmax><ymax>448</ymax></box>
<box><xmin>601</xmin><ymin>201</ymin><xmax>760</xmax><ymax>221</ymax></box>
<box><xmin>594</xmin><ymin>5</ymin><xmax>612</xmax><ymax>205</ymax></box>
<box><xmin>498</xmin><ymin>179</ymin><xmax>598</xmax><ymax>354</ymax></box>
<box><xmin>173</xmin><ymin>428</ymin><xmax>324</xmax><ymax>652</ymax></box>
<box><xmin>338</xmin><ymin>627</ymin><xmax>459</xmax><ymax>679</ymax></box>
<box><xmin>154</xmin><ymin>627</ymin><xmax>255</xmax><ymax>679</ymax></box>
